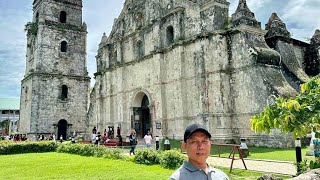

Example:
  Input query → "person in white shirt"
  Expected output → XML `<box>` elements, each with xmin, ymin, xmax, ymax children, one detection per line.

<box><xmin>144</xmin><ymin>131</ymin><xmax>153</xmax><ymax>148</ymax></box>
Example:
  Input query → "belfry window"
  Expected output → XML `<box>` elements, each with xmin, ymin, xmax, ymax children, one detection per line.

<box><xmin>60</xmin><ymin>11</ymin><xmax>67</xmax><ymax>23</ymax></box>
<box><xmin>61</xmin><ymin>85</ymin><xmax>68</xmax><ymax>99</ymax></box>
<box><xmin>166</xmin><ymin>26</ymin><xmax>174</xmax><ymax>45</ymax></box>
<box><xmin>35</xmin><ymin>13</ymin><xmax>39</xmax><ymax>23</ymax></box>
<box><xmin>136</xmin><ymin>40</ymin><xmax>144</xmax><ymax>58</ymax></box>
<box><xmin>61</xmin><ymin>41</ymin><xmax>67</xmax><ymax>52</ymax></box>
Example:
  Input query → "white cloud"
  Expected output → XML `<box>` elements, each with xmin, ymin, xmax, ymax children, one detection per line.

<box><xmin>281</xmin><ymin>0</ymin><xmax>320</xmax><ymax>40</ymax></box>
<box><xmin>0</xmin><ymin>0</ymin><xmax>319</xmax><ymax>98</ymax></box>
<box><xmin>0</xmin><ymin>0</ymin><xmax>31</xmax><ymax>98</ymax></box>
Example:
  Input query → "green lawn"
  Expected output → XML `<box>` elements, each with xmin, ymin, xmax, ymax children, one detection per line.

<box><xmin>210</xmin><ymin>146</ymin><xmax>312</xmax><ymax>162</ymax></box>
<box><xmin>0</xmin><ymin>152</ymin><xmax>173</xmax><ymax>180</ymax></box>
<box><xmin>0</xmin><ymin>152</ymin><xmax>292</xmax><ymax>180</ymax></box>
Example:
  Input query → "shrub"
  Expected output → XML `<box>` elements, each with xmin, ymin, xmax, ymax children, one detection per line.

<box><xmin>0</xmin><ymin>141</ymin><xmax>57</xmax><ymax>155</ymax></box>
<box><xmin>123</xmin><ymin>155</ymin><xmax>135</xmax><ymax>162</ymax></box>
<box><xmin>159</xmin><ymin>149</ymin><xmax>186</xmax><ymax>169</ymax></box>
<box><xmin>134</xmin><ymin>149</ymin><xmax>160</xmax><ymax>165</ymax></box>
<box><xmin>103</xmin><ymin>148</ymin><xmax>123</xmax><ymax>159</ymax></box>
<box><xmin>298</xmin><ymin>157</ymin><xmax>320</xmax><ymax>174</ymax></box>
<box><xmin>57</xmin><ymin>143</ymin><xmax>96</xmax><ymax>156</ymax></box>
<box><xmin>56</xmin><ymin>143</ymin><xmax>124</xmax><ymax>160</ymax></box>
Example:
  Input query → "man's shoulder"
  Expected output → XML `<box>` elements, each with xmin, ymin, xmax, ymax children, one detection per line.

<box><xmin>168</xmin><ymin>166</ymin><xmax>183</xmax><ymax>180</ymax></box>
<box><xmin>210</xmin><ymin>166</ymin><xmax>229</xmax><ymax>180</ymax></box>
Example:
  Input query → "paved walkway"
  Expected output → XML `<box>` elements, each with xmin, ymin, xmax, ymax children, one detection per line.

<box><xmin>207</xmin><ymin>156</ymin><xmax>296</xmax><ymax>175</ymax></box>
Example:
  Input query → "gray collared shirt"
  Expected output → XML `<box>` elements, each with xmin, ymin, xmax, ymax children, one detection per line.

<box><xmin>169</xmin><ymin>161</ymin><xmax>229</xmax><ymax>180</ymax></box>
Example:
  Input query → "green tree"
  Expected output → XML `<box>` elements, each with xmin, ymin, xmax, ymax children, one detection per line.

<box><xmin>250</xmin><ymin>75</ymin><xmax>320</xmax><ymax>138</ymax></box>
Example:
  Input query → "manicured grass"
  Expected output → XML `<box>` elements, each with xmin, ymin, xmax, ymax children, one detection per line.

<box><xmin>1</xmin><ymin>152</ymin><xmax>293</xmax><ymax>179</ymax></box>
<box><xmin>168</xmin><ymin>139</ymin><xmax>313</xmax><ymax>162</ymax></box>
<box><xmin>0</xmin><ymin>152</ymin><xmax>173</xmax><ymax>180</ymax></box>
<box><xmin>210</xmin><ymin>146</ymin><xmax>312</xmax><ymax>162</ymax></box>
<box><xmin>241</xmin><ymin>146</ymin><xmax>312</xmax><ymax>162</ymax></box>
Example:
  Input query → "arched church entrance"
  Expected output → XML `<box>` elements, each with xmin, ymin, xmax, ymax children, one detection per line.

<box><xmin>132</xmin><ymin>92</ymin><xmax>151</xmax><ymax>138</ymax></box>
<box><xmin>57</xmin><ymin>119</ymin><xmax>67</xmax><ymax>140</ymax></box>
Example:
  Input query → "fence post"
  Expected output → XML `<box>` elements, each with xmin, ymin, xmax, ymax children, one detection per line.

<box><xmin>295</xmin><ymin>138</ymin><xmax>302</xmax><ymax>174</ymax></box>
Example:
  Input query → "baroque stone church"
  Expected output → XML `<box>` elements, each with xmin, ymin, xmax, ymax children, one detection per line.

<box><xmin>20</xmin><ymin>0</ymin><xmax>320</xmax><ymax>147</ymax></box>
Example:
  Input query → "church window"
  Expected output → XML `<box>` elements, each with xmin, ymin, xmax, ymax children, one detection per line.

<box><xmin>114</xmin><ymin>50</ymin><xmax>118</xmax><ymax>62</ymax></box>
<box><xmin>60</xmin><ymin>11</ymin><xmax>67</xmax><ymax>23</ymax></box>
<box><xmin>61</xmin><ymin>41</ymin><xmax>67</xmax><ymax>52</ymax></box>
<box><xmin>24</xmin><ymin>86</ymin><xmax>28</xmax><ymax>102</ymax></box>
<box><xmin>61</xmin><ymin>85</ymin><xmax>68</xmax><ymax>99</ymax></box>
<box><xmin>35</xmin><ymin>13</ymin><xmax>39</xmax><ymax>23</ymax></box>
<box><xmin>136</xmin><ymin>40</ymin><xmax>144</xmax><ymax>58</ymax></box>
<box><xmin>166</xmin><ymin>26</ymin><xmax>174</xmax><ymax>45</ymax></box>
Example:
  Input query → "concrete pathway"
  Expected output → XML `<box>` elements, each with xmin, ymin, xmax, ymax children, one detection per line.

<box><xmin>207</xmin><ymin>156</ymin><xmax>296</xmax><ymax>176</ymax></box>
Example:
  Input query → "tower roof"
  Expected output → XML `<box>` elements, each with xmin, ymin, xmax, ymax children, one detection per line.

<box><xmin>265</xmin><ymin>13</ymin><xmax>290</xmax><ymax>38</ymax></box>
<box><xmin>231</xmin><ymin>0</ymin><xmax>261</xmax><ymax>28</ymax></box>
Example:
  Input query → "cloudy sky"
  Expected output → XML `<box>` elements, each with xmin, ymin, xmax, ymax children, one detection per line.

<box><xmin>0</xmin><ymin>0</ymin><xmax>319</xmax><ymax>99</ymax></box>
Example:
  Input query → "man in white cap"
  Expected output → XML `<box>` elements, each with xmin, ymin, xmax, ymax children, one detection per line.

<box><xmin>169</xmin><ymin>123</ymin><xmax>229</xmax><ymax>180</ymax></box>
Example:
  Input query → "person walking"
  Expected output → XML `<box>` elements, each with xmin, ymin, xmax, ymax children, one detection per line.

<box><xmin>144</xmin><ymin>131</ymin><xmax>153</xmax><ymax>148</ymax></box>
<box><xmin>169</xmin><ymin>123</ymin><xmax>229</xmax><ymax>180</ymax></box>
<box><xmin>314</xmin><ymin>138</ymin><xmax>320</xmax><ymax>157</ymax></box>
<box><xmin>129</xmin><ymin>130</ymin><xmax>137</xmax><ymax>155</ymax></box>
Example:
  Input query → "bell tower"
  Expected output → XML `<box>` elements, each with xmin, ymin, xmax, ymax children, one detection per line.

<box><xmin>20</xmin><ymin>0</ymin><xmax>90</xmax><ymax>140</ymax></box>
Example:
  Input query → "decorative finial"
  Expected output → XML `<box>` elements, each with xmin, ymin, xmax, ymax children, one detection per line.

<box><xmin>231</xmin><ymin>0</ymin><xmax>261</xmax><ymax>28</ymax></box>
<box><xmin>100</xmin><ymin>32</ymin><xmax>108</xmax><ymax>45</ymax></box>
<box><xmin>265</xmin><ymin>13</ymin><xmax>290</xmax><ymax>38</ymax></box>
<box><xmin>82</xmin><ymin>22</ymin><xmax>87</xmax><ymax>31</ymax></box>
<box><xmin>311</xmin><ymin>29</ymin><xmax>320</xmax><ymax>45</ymax></box>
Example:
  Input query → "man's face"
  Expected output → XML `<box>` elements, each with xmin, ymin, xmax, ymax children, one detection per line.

<box><xmin>182</xmin><ymin>131</ymin><xmax>211</xmax><ymax>165</ymax></box>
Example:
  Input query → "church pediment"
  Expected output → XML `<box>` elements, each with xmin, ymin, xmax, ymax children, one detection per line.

<box><xmin>108</xmin><ymin>0</ymin><xmax>156</xmax><ymax>42</ymax></box>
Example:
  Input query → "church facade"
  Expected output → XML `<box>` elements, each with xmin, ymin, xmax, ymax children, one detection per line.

<box><xmin>88</xmin><ymin>0</ymin><xmax>320</xmax><ymax>147</ymax></box>
<box><xmin>19</xmin><ymin>0</ymin><xmax>90</xmax><ymax>140</ymax></box>
<box><xmin>18</xmin><ymin>0</ymin><xmax>320</xmax><ymax>147</ymax></box>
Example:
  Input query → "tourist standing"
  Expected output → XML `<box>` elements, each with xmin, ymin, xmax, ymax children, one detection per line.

<box><xmin>92</xmin><ymin>127</ymin><xmax>97</xmax><ymax>134</ymax></box>
<box><xmin>129</xmin><ymin>130</ymin><xmax>137</xmax><ymax>155</ymax></box>
<box><xmin>314</xmin><ymin>138</ymin><xmax>320</xmax><ymax>157</ymax></box>
<box><xmin>60</xmin><ymin>135</ymin><xmax>63</xmax><ymax>143</ymax></box>
<box><xmin>144</xmin><ymin>131</ymin><xmax>153</xmax><ymax>148</ymax></box>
